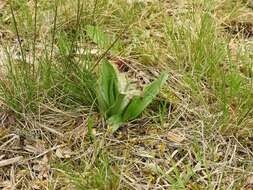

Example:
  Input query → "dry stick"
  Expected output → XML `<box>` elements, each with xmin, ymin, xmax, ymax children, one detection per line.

<box><xmin>90</xmin><ymin>26</ymin><xmax>127</xmax><ymax>72</ymax></box>
<box><xmin>49</xmin><ymin>1</ymin><xmax>58</xmax><ymax>63</ymax></box>
<box><xmin>10</xmin><ymin>2</ymin><xmax>26</xmax><ymax>64</ymax></box>
<box><xmin>0</xmin><ymin>156</ymin><xmax>23</xmax><ymax>167</ymax></box>
<box><xmin>37</xmin><ymin>122</ymin><xmax>64</xmax><ymax>137</ymax></box>
<box><xmin>26</xmin><ymin>144</ymin><xmax>64</xmax><ymax>161</ymax></box>
<box><xmin>0</xmin><ymin>135</ymin><xmax>19</xmax><ymax>150</ymax></box>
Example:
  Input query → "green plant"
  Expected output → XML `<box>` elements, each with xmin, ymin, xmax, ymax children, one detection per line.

<box><xmin>86</xmin><ymin>25</ymin><xmax>168</xmax><ymax>131</ymax></box>
<box><xmin>97</xmin><ymin>60</ymin><xmax>168</xmax><ymax>132</ymax></box>
<box><xmin>86</xmin><ymin>25</ymin><xmax>122</xmax><ymax>55</ymax></box>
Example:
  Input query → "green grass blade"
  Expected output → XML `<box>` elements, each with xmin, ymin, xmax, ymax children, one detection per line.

<box><xmin>107</xmin><ymin>114</ymin><xmax>123</xmax><ymax>132</ymax></box>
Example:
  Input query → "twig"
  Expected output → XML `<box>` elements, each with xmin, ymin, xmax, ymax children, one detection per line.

<box><xmin>0</xmin><ymin>156</ymin><xmax>23</xmax><ymax>167</ymax></box>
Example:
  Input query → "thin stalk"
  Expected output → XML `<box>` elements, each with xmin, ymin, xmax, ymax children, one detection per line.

<box><xmin>32</xmin><ymin>0</ymin><xmax>38</xmax><ymax>73</ymax></box>
<box><xmin>90</xmin><ymin>26</ymin><xmax>127</xmax><ymax>72</ymax></box>
<box><xmin>69</xmin><ymin>0</ymin><xmax>83</xmax><ymax>56</ymax></box>
<box><xmin>10</xmin><ymin>2</ymin><xmax>26</xmax><ymax>64</ymax></box>
<box><xmin>92</xmin><ymin>0</ymin><xmax>98</xmax><ymax>25</ymax></box>
<box><xmin>50</xmin><ymin>0</ymin><xmax>58</xmax><ymax>63</ymax></box>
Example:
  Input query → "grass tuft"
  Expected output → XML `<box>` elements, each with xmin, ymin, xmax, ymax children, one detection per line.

<box><xmin>1</xmin><ymin>0</ymin><xmax>253</xmax><ymax>189</ymax></box>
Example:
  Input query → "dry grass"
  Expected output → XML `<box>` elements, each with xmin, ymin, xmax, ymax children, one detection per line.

<box><xmin>1</xmin><ymin>0</ymin><xmax>253</xmax><ymax>189</ymax></box>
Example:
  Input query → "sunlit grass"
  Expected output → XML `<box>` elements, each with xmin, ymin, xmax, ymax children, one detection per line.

<box><xmin>0</xmin><ymin>0</ymin><xmax>253</xmax><ymax>189</ymax></box>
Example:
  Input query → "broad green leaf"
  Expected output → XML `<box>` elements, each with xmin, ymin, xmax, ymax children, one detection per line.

<box><xmin>86</xmin><ymin>25</ymin><xmax>120</xmax><ymax>54</ymax></box>
<box><xmin>106</xmin><ymin>69</ymin><xmax>140</xmax><ymax>117</ymax></box>
<box><xmin>97</xmin><ymin>60</ymin><xmax>119</xmax><ymax>113</ymax></box>
<box><xmin>107</xmin><ymin>94</ymin><xmax>130</xmax><ymax>117</ymax></box>
<box><xmin>122</xmin><ymin>73</ymin><xmax>168</xmax><ymax>121</ymax></box>
<box><xmin>107</xmin><ymin>114</ymin><xmax>123</xmax><ymax>132</ymax></box>
<box><xmin>97</xmin><ymin>60</ymin><xmax>129</xmax><ymax>117</ymax></box>
<box><xmin>86</xmin><ymin>25</ymin><xmax>109</xmax><ymax>49</ymax></box>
